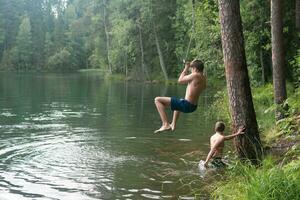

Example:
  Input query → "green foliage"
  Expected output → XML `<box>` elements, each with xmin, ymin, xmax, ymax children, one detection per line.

<box><xmin>241</xmin><ymin>0</ymin><xmax>271</xmax><ymax>85</ymax></box>
<box><xmin>276</xmin><ymin>116</ymin><xmax>295</xmax><ymax>136</ymax></box>
<box><xmin>252</xmin><ymin>84</ymin><xmax>275</xmax><ymax>130</ymax></box>
<box><xmin>252</xmin><ymin>84</ymin><xmax>274</xmax><ymax>105</ymax></box>
<box><xmin>44</xmin><ymin>32</ymin><xmax>54</xmax><ymax>58</ymax></box>
<box><xmin>0</xmin><ymin>0</ymin><xmax>298</xmax><ymax>83</ymax></box>
<box><xmin>276</xmin><ymin>88</ymin><xmax>300</xmax><ymax>136</ymax></box>
<box><xmin>252</xmin><ymin>84</ymin><xmax>300</xmax><ymax>137</ymax></box>
<box><xmin>109</xmin><ymin>1</ymin><xmax>135</xmax><ymax>74</ymax></box>
<box><xmin>193</xmin><ymin>0</ymin><xmax>222</xmax><ymax>76</ymax></box>
<box><xmin>206</xmin><ymin>89</ymin><xmax>231</xmax><ymax>124</ymax></box>
<box><xmin>0</xmin><ymin>11</ymin><xmax>4</xmax><ymax>45</ymax></box>
<box><xmin>212</xmin><ymin>158</ymin><xmax>300</xmax><ymax>200</ymax></box>
<box><xmin>290</xmin><ymin>49</ymin><xmax>300</xmax><ymax>88</ymax></box>
<box><xmin>287</xmin><ymin>88</ymin><xmax>300</xmax><ymax>114</ymax></box>
<box><xmin>12</xmin><ymin>16</ymin><xmax>33</xmax><ymax>70</ymax></box>
<box><xmin>104</xmin><ymin>73</ymin><xmax>127</xmax><ymax>81</ymax></box>
<box><xmin>47</xmin><ymin>48</ymin><xmax>72</xmax><ymax>71</ymax></box>
<box><xmin>174</xmin><ymin>0</ymin><xmax>223</xmax><ymax>78</ymax></box>
<box><xmin>0</xmin><ymin>49</ymin><xmax>13</xmax><ymax>70</ymax></box>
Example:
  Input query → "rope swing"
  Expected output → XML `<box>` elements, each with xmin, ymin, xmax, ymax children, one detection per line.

<box><xmin>183</xmin><ymin>0</ymin><xmax>196</xmax><ymax>63</ymax></box>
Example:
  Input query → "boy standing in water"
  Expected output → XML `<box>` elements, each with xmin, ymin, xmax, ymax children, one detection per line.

<box><xmin>154</xmin><ymin>59</ymin><xmax>206</xmax><ymax>133</ymax></box>
<box><xmin>204</xmin><ymin>122</ymin><xmax>245</xmax><ymax>168</ymax></box>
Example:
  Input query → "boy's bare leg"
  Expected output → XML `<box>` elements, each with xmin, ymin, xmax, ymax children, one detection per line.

<box><xmin>154</xmin><ymin>97</ymin><xmax>171</xmax><ymax>133</ymax></box>
<box><xmin>170</xmin><ymin>111</ymin><xmax>180</xmax><ymax>131</ymax></box>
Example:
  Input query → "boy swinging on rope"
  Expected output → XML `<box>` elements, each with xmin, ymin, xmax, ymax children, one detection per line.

<box><xmin>154</xmin><ymin>59</ymin><xmax>206</xmax><ymax>133</ymax></box>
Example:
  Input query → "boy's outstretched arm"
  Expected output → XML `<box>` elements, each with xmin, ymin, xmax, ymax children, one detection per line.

<box><xmin>204</xmin><ymin>139</ymin><xmax>224</xmax><ymax>167</ymax></box>
<box><xmin>224</xmin><ymin>127</ymin><xmax>245</xmax><ymax>140</ymax></box>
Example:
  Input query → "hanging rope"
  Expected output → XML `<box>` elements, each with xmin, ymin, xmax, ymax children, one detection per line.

<box><xmin>183</xmin><ymin>0</ymin><xmax>196</xmax><ymax>62</ymax></box>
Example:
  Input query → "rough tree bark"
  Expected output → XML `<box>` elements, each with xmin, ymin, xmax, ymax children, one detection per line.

<box><xmin>218</xmin><ymin>0</ymin><xmax>262</xmax><ymax>164</ymax></box>
<box><xmin>271</xmin><ymin>0</ymin><xmax>287</xmax><ymax>120</ymax></box>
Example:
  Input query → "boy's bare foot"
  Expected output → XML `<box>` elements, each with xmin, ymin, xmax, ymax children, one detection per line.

<box><xmin>170</xmin><ymin>123</ymin><xmax>176</xmax><ymax>131</ymax></box>
<box><xmin>154</xmin><ymin>125</ymin><xmax>171</xmax><ymax>133</ymax></box>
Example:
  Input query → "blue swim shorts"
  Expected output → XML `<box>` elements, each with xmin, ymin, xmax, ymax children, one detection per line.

<box><xmin>170</xmin><ymin>97</ymin><xmax>197</xmax><ymax>113</ymax></box>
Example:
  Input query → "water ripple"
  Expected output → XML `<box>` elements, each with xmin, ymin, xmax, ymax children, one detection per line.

<box><xmin>0</xmin><ymin>123</ymin><xmax>137</xmax><ymax>200</ymax></box>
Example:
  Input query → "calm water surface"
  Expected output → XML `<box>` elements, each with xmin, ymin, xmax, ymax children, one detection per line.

<box><xmin>0</xmin><ymin>72</ymin><xmax>218</xmax><ymax>200</ymax></box>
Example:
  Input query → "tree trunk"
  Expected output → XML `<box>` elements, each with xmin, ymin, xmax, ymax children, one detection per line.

<box><xmin>271</xmin><ymin>0</ymin><xmax>287</xmax><ymax>120</ymax></box>
<box><xmin>260</xmin><ymin>43</ymin><xmax>266</xmax><ymax>85</ymax></box>
<box><xmin>102</xmin><ymin>0</ymin><xmax>112</xmax><ymax>74</ymax></box>
<box><xmin>153</xmin><ymin>24</ymin><xmax>168</xmax><ymax>82</ymax></box>
<box><xmin>184</xmin><ymin>0</ymin><xmax>196</xmax><ymax>60</ymax></box>
<box><xmin>296</xmin><ymin>0</ymin><xmax>300</xmax><ymax>29</ymax></box>
<box><xmin>138</xmin><ymin>23</ymin><xmax>149</xmax><ymax>80</ymax></box>
<box><xmin>218</xmin><ymin>0</ymin><xmax>262</xmax><ymax>164</ymax></box>
<box><xmin>124</xmin><ymin>49</ymin><xmax>128</xmax><ymax>77</ymax></box>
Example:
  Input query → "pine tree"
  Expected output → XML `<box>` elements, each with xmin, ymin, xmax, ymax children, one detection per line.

<box><xmin>13</xmin><ymin>16</ymin><xmax>33</xmax><ymax>70</ymax></box>
<box><xmin>0</xmin><ymin>11</ymin><xmax>5</xmax><ymax>58</ymax></box>
<box><xmin>218</xmin><ymin>0</ymin><xmax>262</xmax><ymax>164</ymax></box>
<box><xmin>271</xmin><ymin>0</ymin><xmax>287</xmax><ymax>120</ymax></box>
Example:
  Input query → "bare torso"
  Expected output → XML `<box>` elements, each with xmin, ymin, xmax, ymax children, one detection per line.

<box><xmin>185</xmin><ymin>73</ymin><xmax>206</xmax><ymax>105</ymax></box>
<box><xmin>210</xmin><ymin>133</ymin><xmax>225</xmax><ymax>157</ymax></box>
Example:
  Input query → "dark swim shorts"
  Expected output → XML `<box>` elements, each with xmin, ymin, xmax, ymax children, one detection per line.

<box><xmin>170</xmin><ymin>97</ymin><xmax>197</xmax><ymax>113</ymax></box>
<box><xmin>210</xmin><ymin>157</ymin><xmax>227</xmax><ymax>168</ymax></box>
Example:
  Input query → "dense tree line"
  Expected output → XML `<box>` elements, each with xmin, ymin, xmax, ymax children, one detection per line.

<box><xmin>0</xmin><ymin>0</ymin><xmax>298</xmax><ymax>84</ymax></box>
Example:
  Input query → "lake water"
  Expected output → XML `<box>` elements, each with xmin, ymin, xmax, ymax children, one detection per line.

<box><xmin>0</xmin><ymin>72</ymin><xmax>218</xmax><ymax>200</ymax></box>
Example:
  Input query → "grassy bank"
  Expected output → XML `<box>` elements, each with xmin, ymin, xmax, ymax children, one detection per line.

<box><xmin>208</xmin><ymin>85</ymin><xmax>300</xmax><ymax>200</ymax></box>
<box><xmin>212</xmin><ymin>157</ymin><xmax>300</xmax><ymax>200</ymax></box>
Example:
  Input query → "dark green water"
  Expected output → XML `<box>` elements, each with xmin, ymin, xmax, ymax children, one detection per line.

<box><xmin>0</xmin><ymin>72</ymin><xmax>217</xmax><ymax>199</ymax></box>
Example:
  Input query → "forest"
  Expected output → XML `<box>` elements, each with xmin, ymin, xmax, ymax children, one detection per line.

<box><xmin>0</xmin><ymin>0</ymin><xmax>299</xmax><ymax>199</ymax></box>
<box><xmin>0</xmin><ymin>0</ymin><xmax>298</xmax><ymax>84</ymax></box>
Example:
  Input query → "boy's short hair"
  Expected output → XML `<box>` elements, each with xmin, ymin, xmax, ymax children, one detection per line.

<box><xmin>215</xmin><ymin>121</ymin><xmax>225</xmax><ymax>132</ymax></box>
<box><xmin>191</xmin><ymin>59</ymin><xmax>204</xmax><ymax>72</ymax></box>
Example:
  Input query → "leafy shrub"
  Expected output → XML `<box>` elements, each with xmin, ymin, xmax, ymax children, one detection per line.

<box><xmin>47</xmin><ymin>48</ymin><xmax>72</xmax><ymax>71</ymax></box>
<box><xmin>206</xmin><ymin>90</ymin><xmax>231</xmax><ymax>123</ymax></box>
<box><xmin>290</xmin><ymin>49</ymin><xmax>300</xmax><ymax>88</ymax></box>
